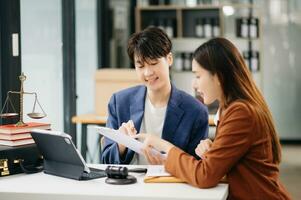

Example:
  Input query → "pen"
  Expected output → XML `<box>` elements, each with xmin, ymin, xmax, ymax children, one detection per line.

<box><xmin>128</xmin><ymin>168</ymin><xmax>147</xmax><ymax>173</ymax></box>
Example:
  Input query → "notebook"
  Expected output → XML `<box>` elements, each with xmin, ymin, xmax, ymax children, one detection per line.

<box><xmin>30</xmin><ymin>129</ymin><xmax>106</xmax><ymax>180</ymax></box>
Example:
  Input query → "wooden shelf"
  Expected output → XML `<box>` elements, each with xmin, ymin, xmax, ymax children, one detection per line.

<box><xmin>209</xmin><ymin>114</ymin><xmax>215</xmax><ymax>126</ymax></box>
<box><xmin>136</xmin><ymin>6</ymin><xmax>222</xmax><ymax>37</ymax></box>
<box><xmin>136</xmin><ymin>5</ymin><xmax>221</xmax><ymax>10</ymax></box>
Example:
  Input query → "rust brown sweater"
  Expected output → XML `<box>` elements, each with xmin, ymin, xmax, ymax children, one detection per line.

<box><xmin>165</xmin><ymin>101</ymin><xmax>291</xmax><ymax>200</ymax></box>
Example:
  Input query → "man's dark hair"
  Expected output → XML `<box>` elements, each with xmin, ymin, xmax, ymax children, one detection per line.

<box><xmin>127</xmin><ymin>27</ymin><xmax>172</xmax><ymax>64</ymax></box>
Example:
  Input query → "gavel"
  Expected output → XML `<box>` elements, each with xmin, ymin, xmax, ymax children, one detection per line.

<box><xmin>105</xmin><ymin>166</ymin><xmax>129</xmax><ymax>179</ymax></box>
<box><xmin>105</xmin><ymin>166</ymin><xmax>147</xmax><ymax>185</ymax></box>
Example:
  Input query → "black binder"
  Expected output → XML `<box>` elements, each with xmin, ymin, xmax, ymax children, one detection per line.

<box><xmin>31</xmin><ymin>129</ymin><xmax>106</xmax><ymax>180</ymax></box>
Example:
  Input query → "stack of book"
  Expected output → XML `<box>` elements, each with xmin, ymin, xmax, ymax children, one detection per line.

<box><xmin>0</xmin><ymin>122</ymin><xmax>51</xmax><ymax>147</ymax></box>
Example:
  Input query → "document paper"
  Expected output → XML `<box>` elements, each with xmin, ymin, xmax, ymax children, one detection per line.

<box><xmin>92</xmin><ymin>126</ymin><xmax>165</xmax><ymax>157</ymax></box>
<box><xmin>146</xmin><ymin>165</ymin><xmax>171</xmax><ymax>177</ymax></box>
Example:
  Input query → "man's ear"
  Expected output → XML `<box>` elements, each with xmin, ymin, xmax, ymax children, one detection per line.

<box><xmin>167</xmin><ymin>52</ymin><xmax>173</xmax><ymax>67</ymax></box>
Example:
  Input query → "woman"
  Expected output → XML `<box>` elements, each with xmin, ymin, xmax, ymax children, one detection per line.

<box><xmin>134</xmin><ymin>38</ymin><xmax>291</xmax><ymax>199</ymax></box>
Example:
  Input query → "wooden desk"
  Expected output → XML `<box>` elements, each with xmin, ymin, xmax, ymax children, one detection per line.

<box><xmin>209</xmin><ymin>114</ymin><xmax>215</xmax><ymax>126</ymax></box>
<box><xmin>72</xmin><ymin>114</ymin><xmax>216</xmax><ymax>161</ymax></box>
<box><xmin>72</xmin><ymin>114</ymin><xmax>107</xmax><ymax>161</ymax></box>
<box><xmin>72</xmin><ymin>113</ymin><xmax>107</xmax><ymax>124</ymax></box>
<box><xmin>0</xmin><ymin>164</ymin><xmax>228</xmax><ymax>200</ymax></box>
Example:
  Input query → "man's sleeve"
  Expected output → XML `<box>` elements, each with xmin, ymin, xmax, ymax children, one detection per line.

<box><xmin>100</xmin><ymin>94</ymin><xmax>134</xmax><ymax>164</ymax></box>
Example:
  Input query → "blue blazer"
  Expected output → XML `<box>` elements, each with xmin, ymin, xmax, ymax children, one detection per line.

<box><xmin>101</xmin><ymin>84</ymin><xmax>208</xmax><ymax>164</ymax></box>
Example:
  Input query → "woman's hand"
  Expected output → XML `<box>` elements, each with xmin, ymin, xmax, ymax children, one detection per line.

<box><xmin>118</xmin><ymin>120</ymin><xmax>137</xmax><ymax>155</ymax></box>
<box><xmin>195</xmin><ymin>139</ymin><xmax>213</xmax><ymax>159</ymax></box>
<box><xmin>134</xmin><ymin>134</ymin><xmax>174</xmax><ymax>165</ymax></box>
<box><xmin>142</xmin><ymin>146</ymin><xmax>166</xmax><ymax>165</ymax></box>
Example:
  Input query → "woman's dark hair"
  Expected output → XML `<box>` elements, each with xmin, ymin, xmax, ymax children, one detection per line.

<box><xmin>127</xmin><ymin>27</ymin><xmax>172</xmax><ymax>64</ymax></box>
<box><xmin>193</xmin><ymin>37</ymin><xmax>281</xmax><ymax>164</ymax></box>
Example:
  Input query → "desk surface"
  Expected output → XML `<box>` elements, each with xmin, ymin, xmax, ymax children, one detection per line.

<box><xmin>0</xmin><ymin>164</ymin><xmax>228</xmax><ymax>200</ymax></box>
<box><xmin>72</xmin><ymin>114</ymin><xmax>215</xmax><ymax>126</ymax></box>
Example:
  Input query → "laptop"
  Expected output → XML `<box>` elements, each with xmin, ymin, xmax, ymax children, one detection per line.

<box><xmin>31</xmin><ymin>129</ymin><xmax>106</xmax><ymax>180</ymax></box>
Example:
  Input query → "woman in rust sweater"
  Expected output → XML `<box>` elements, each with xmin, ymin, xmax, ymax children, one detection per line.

<box><xmin>135</xmin><ymin>38</ymin><xmax>291</xmax><ymax>199</ymax></box>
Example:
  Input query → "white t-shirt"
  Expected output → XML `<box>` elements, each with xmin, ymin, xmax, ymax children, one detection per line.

<box><xmin>133</xmin><ymin>95</ymin><xmax>167</xmax><ymax>165</ymax></box>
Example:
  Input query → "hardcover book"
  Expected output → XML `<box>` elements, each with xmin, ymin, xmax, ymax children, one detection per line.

<box><xmin>0</xmin><ymin>122</ymin><xmax>51</xmax><ymax>134</ymax></box>
<box><xmin>0</xmin><ymin>138</ymin><xmax>35</xmax><ymax>147</ymax></box>
<box><xmin>0</xmin><ymin>133</ymin><xmax>32</xmax><ymax>140</ymax></box>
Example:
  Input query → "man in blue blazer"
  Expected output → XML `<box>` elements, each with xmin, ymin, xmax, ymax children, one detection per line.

<box><xmin>101</xmin><ymin>27</ymin><xmax>208</xmax><ymax>164</ymax></box>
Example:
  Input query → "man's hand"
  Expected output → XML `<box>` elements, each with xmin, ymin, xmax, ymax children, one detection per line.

<box><xmin>118</xmin><ymin>120</ymin><xmax>137</xmax><ymax>156</ymax></box>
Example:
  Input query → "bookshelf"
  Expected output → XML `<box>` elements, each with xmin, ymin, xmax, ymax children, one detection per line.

<box><xmin>135</xmin><ymin>3</ymin><xmax>263</xmax><ymax>93</ymax></box>
<box><xmin>136</xmin><ymin>5</ymin><xmax>223</xmax><ymax>39</ymax></box>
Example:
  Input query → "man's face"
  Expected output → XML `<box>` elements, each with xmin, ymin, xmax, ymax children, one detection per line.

<box><xmin>134</xmin><ymin>53</ymin><xmax>173</xmax><ymax>92</ymax></box>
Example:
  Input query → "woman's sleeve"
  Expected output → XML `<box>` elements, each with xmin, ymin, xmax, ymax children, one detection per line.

<box><xmin>165</xmin><ymin>103</ymin><xmax>255</xmax><ymax>188</ymax></box>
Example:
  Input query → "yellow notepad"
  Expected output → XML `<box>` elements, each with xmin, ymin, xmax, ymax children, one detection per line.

<box><xmin>144</xmin><ymin>176</ymin><xmax>185</xmax><ymax>183</ymax></box>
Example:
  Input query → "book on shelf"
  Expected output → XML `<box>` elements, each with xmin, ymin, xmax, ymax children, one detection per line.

<box><xmin>0</xmin><ymin>133</ymin><xmax>32</xmax><ymax>140</ymax></box>
<box><xmin>0</xmin><ymin>122</ymin><xmax>51</xmax><ymax>134</ymax></box>
<box><xmin>0</xmin><ymin>138</ymin><xmax>35</xmax><ymax>147</ymax></box>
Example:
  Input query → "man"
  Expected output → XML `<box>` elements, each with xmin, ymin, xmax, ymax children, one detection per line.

<box><xmin>101</xmin><ymin>27</ymin><xmax>208</xmax><ymax>164</ymax></box>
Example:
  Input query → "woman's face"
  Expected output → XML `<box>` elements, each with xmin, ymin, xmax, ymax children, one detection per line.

<box><xmin>192</xmin><ymin>59</ymin><xmax>222</xmax><ymax>105</ymax></box>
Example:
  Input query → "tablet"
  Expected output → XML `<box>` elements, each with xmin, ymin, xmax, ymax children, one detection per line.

<box><xmin>31</xmin><ymin>129</ymin><xmax>106</xmax><ymax>180</ymax></box>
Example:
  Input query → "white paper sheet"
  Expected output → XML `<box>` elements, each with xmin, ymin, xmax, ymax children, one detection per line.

<box><xmin>92</xmin><ymin>126</ymin><xmax>166</xmax><ymax>158</ymax></box>
<box><xmin>146</xmin><ymin>165</ymin><xmax>171</xmax><ymax>177</ymax></box>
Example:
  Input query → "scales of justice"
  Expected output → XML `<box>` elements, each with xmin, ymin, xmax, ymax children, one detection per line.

<box><xmin>0</xmin><ymin>73</ymin><xmax>47</xmax><ymax>127</ymax></box>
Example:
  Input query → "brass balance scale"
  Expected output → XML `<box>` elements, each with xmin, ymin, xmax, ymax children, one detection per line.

<box><xmin>0</xmin><ymin>73</ymin><xmax>46</xmax><ymax>126</ymax></box>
